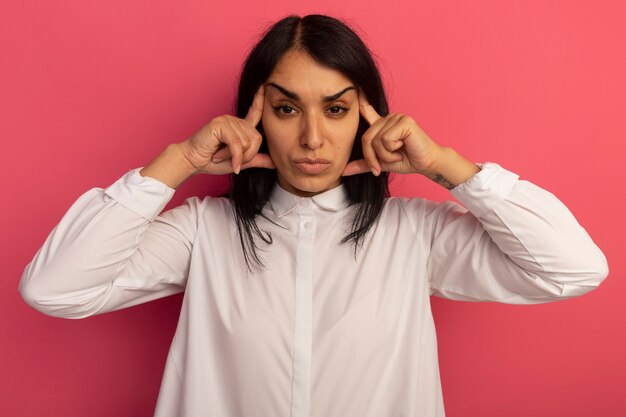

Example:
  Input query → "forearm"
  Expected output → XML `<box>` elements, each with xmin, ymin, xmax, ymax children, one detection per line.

<box><xmin>424</xmin><ymin>146</ymin><xmax>480</xmax><ymax>190</ymax></box>
<box><xmin>430</xmin><ymin>162</ymin><xmax>608</xmax><ymax>303</ymax></box>
<box><xmin>19</xmin><ymin>167</ymin><xmax>187</xmax><ymax>318</ymax></box>
<box><xmin>140</xmin><ymin>143</ymin><xmax>198</xmax><ymax>189</ymax></box>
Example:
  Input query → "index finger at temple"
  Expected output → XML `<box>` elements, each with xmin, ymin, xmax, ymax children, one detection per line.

<box><xmin>358</xmin><ymin>88</ymin><xmax>381</xmax><ymax>126</ymax></box>
<box><xmin>244</xmin><ymin>84</ymin><xmax>265</xmax><ymax>126</ymax></box>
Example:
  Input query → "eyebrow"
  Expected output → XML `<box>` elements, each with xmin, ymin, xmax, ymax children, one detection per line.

<box><xmin>266</xmin><ymin>82</ymin><xmax>356</xmax><ymax>102</ymax></box>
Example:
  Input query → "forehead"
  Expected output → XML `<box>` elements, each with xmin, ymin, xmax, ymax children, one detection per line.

<box><xmin>266</xmin><ymin>51</ymin><xmax>354</xmax><ymax>95</ymax></box>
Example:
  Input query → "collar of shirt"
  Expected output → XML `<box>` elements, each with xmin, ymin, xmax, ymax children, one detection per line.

<box><xmin>268</xmin><ymin>182</ymin><xmax>350</xmax><ymax>218</ymax></box>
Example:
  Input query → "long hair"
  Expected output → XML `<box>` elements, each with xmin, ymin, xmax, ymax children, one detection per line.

<box><xmin>230</xmin><ymin>14</ymin><xmax>390</xmax><ymax>271</ymax></box>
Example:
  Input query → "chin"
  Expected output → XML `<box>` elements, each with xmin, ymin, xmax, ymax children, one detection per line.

<box><xmin>282</xmin><ymin>173</ymin><xmax>341</xmax><ymax>196</ymax></box>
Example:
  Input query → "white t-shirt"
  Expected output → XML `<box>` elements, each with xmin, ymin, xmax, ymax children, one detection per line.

<box><xmin>19</xmin><ymin>162</ymin><xmax>608</xmax><ymax>417</ymax></box>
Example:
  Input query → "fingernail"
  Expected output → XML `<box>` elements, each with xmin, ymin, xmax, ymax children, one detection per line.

<box><xmin>212</xmin><ymin>157</ymin><xmax>223</xmax><ymax>163</ymax></box>
<box><xmin>234</xmin><ymin>165</ymin><xmax>241</xmax><ymax>174</ymax></box>
<box><xmin>371</xmin><ymin>167</ymin><xmax>380</xmax><ymax>176</ymax></box>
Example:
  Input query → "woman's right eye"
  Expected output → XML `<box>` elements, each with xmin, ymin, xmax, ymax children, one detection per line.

<box><xmin>273</xmin><ymin>105</ymin><xmax>297</xmax><ymax>116</ymax></box>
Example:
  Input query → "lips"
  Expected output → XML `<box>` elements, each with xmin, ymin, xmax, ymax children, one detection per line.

<box><xmin>293</xmin><ymin>158</ymin><xmax>331</xmax><ymax>174</ymax></box>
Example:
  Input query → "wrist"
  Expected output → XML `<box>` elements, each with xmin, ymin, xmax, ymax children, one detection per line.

<box><xmin>174</xmin><ymin>141</ymin><xmax>200</xmax><ymax>177</ymax></box>
<box><xmin>139</xmin><ymin>143</ymin><xmax>198</xmax><ymax>190</ymax></box>
<box><xmin>420</xmin><ymin>145</ymin><xmax>449</xmax><ymax>178</ymax></box>
<box><xmin>423</xmin><ymin>147</ymin><xmax>480</xmax><ymax>190</ymax></box>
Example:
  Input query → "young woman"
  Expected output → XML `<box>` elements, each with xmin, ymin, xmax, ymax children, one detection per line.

<box><xmin>19</xmin><ymin>14</ymin><xmax>608</xmax><ymax>417</ymax></box>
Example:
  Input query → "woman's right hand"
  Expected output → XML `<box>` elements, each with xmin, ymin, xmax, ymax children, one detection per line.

<box><xmin>179</xmin><ymin>85</ymin><xmax>274</xmax><ymax>175</ymax></box>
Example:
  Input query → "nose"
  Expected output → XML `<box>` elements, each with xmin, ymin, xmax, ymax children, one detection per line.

<box><xmin>299</xmin><ymin>112</ymin><xmax>323</xmax><ymax>150</ymax></box>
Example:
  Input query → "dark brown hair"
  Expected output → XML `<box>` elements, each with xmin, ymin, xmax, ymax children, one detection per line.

<box><xmin>230</xmin><ymin>14</ymin><xmax>390</xmax><ymax>270</ymax></box>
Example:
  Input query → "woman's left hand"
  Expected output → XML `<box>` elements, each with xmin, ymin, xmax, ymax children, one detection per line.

<box><xmin>342</xmin><ymin>89</ymin><xmax>442</xmax><ymax>177</ymax></box>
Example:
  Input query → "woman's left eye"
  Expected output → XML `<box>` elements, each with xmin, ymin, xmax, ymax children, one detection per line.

<box><xmin>328</xmin><ymin>105</ymin><xmax>349</xmax><ymax>115</ymax></box>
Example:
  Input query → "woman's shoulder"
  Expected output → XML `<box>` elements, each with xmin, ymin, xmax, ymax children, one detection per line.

<box><xmin>384</xmin><ymin>195</ymin><xmax>448</xmax><ymax>212</ymax></box>
<box><xmin>382</xmin><ymin>196</ymin><xmax>464</xmax><ymax>229</ymax></box>
<box><xmin>197</xmin><ymin>194</ymin><xmax>232</xmax><ymax>207</ymax></box>
<box><xmin>180</xmin><ymin>195</ymin><xmax>234</xmax><ymax>220</ymax></box>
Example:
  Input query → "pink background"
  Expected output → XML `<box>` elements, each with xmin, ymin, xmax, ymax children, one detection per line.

<box><xmin>2</xmin><ymin>1</ymin><xmax>625</xmax><ymax>416</ymax></box>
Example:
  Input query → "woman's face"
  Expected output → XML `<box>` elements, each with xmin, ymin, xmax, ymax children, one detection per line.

<box><xmin>261</xmin><ymin>50</ymin><xmax>360</xmax><ymax>197</ymax></box>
